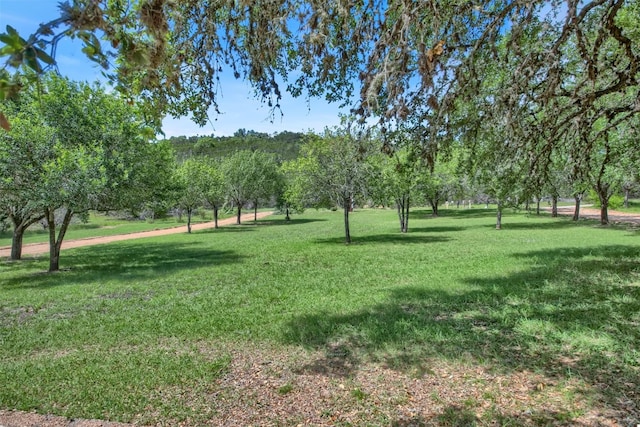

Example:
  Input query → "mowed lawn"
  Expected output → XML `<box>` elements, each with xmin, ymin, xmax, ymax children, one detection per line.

<box><xmin>1</xmin><ymin>208</ymin><xmax>639</xmax><ymax>426</ymax></box>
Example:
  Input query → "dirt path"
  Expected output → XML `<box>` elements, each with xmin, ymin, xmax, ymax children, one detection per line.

<box><xmin>0</xmin><ymin>211</ymin><xmax>273</xmax><ymax>258</ymax></box>
<box><xmin>3</xmin><ymin>206</ymin><xmax>638</xmax><ymax>259</ymax></box>
<box><xmin>544</xmin><ymin>205</ymin><xmax>640</xmax><ymax>225</ymax></box>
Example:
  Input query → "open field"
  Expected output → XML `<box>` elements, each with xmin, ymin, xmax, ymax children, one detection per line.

<box><xmin>1</xmin><ymin>208</ymin><xmax>639</xmax><ymax>426</ymax></box>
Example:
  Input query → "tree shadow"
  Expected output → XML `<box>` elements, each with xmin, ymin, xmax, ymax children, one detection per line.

<box><xmin>251</xmin><ymin>218</ymin><xmax>329</xmax><ymax>227</ymax></box>
<box><xmin>479</xmin><ymin>218</ymin><xmax>598</xmax><ymax>230</ymax></box>
<box><xmin>281</xmin><ymin>244</ymin><xmax>640</xmax><ymax>421</ymax></box>
<box><xmin>408</xmin><ymin>226</ymin><xmax>467</xmax><ymax>233</ymax></box>
<box><xmin>196</xmin><ymin>226</ymin><xmax>257</xmax><ymax>234</ymax></box>
<box><xmin>412</xmin><ymin>208</ymin><xmax>498</xmax><ymax>220</ymax></box>
<box><xmin>1</xmin><ymin>240</ymin><xmax>243</xmax><ymax>289</ymax></box>
<box><xmin>314</xmin><ymin>234</ymin><xmax>451</xmax><ymax>245</ymax></box>
<box><xmin>390</xmin><ymin>406</ymin><xmax>602</xmax><ymax>427</ymax></box>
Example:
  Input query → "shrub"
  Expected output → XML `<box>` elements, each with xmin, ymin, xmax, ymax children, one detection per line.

<box><xmin>588</xmin><ymin>190</ymin><xmax>624</xmax><ymax>209</ymax></box>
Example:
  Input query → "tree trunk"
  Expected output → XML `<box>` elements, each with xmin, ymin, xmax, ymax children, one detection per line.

<box><xmin>9</xmin><ymin>214</ymin><xmax>44</xmax><ymax>260</ymax></box>
<box><xmin>572</xmin><ymin>194</ymin><xmax>582</xmax><ymax>221</ymax></box>
<box><xmin>396</xmin><ymin>195</ymin><xmax>409</xmax><ymax>233</ymax></box>
<box><xmin>600</xmin><ymin>203</ymin><xmax>609</xmax><ymax>225</ymax></box>
<box><xmin>254</xmin><ymin>202</ymin><xmax>258</xmax><ymax>222</ymax></box>
<box><xmin>343</xmin><ymin>197</ymin><xmax>351</xmax><ymax>244</ymax></box>
<box><xmin>624</xmin><ymin>188</ymin><xmax>630</xmax><ymax>209</ymax></box>
<box><xmin>187</xmin><ymin>207</ymin><xmax>192</xmax><ymax>233</ymax></box>
<box><xmin>285</xmin><ymin>206</ymin><xmax>291</xmax><ymax>221</ymax></box>
<box><xmin>596</xmin><ymin>184</ymin><xmax>610</xmax><ymax>225</ymax></box>
<box><xmin>47</xmin><ymin>208</ymin><xmax>73</xmax><ymax>272</ymax></box>
<box><xmin>10</xmin><ymin>226</ymin><xmax>24</xmax><ymax>260</ymax></box>
<box><xmin>236</xmin><ymin>205</ymin><xmax>242</xmax><ymax>225</ymax></box>
<box><xmin>536</xmin><ymin>198</ymin><xmax>540</xmax><ymax>215</ymax></box>
<box><xmin>496</xmin><ymin>202</ymin><xmax>502</xmax><ymax>230</ymax></box>
<box><xmin>213</xmin><ymin>205</ymin><xmax>219</xmax><ymax>229</ymax></box>
<box><xmin>551</xmin><ymin>194</ymin><xmax>558</xmax><ymax>217</ymax></box>
<box><xmin>429</xmin><ymin>200</ymin><xmax>439</xmax><ymax>217</ymax></box>
<box><xmin>404</xmin><ymin>196</ymin><xmax>410</xmax><ymax>233</ymax></box>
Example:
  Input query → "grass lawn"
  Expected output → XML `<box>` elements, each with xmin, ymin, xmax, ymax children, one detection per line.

<box><xmin>1</xmin><ymin>208</ymin><xmax>639</xmax><ymax>425</ymax></box>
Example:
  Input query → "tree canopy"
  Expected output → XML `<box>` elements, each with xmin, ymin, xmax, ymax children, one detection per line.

<box><xmin>2</xmin><ymin>1</ymin><xmax>637</xmax><ymax>139</ymax></box>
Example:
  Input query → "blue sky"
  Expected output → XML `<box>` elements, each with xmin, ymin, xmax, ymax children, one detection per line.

<box><xmin>0</xmin><ymin>0</ymin><xmax>349</xmax><ymax>137</ymax></box>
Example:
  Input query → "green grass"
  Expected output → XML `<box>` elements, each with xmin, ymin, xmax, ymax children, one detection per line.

<box><xmin>1</xmin><ymin>208</ymin><xmax>639</xmax><ymax>424</ymax></box>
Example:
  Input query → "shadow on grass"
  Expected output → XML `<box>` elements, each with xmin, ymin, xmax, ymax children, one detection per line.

<box><xmin>411</xmin><ymin>208</ymin><xmax>498</xmax><ymax>219</ymax></box>
<box><xmin>408</xmin><ymin>226</ymin><xmax>467</xmax><ymax>234</ymax></box>
<box><xmin>196</xmin><ymin>226</ymin><xmax>257</xmax><ymax>235</ymax></box>
<box><xmin>479</xmin><ymin>217</ymin><xmax>599</xmax><ymax>230</ymax></box>
<box><xmin>251</xmin><ymin>218</ymin><xmax>329</xmax><ymax>227</ymax></box>
<box><xmin>1</xmin><ymin>240</ymin><xmax>243</xmax><ymax>289</ymax></box>
<box><xmin>390</xmin><ymin>406</ymin><xmax>601</xmax><ymax>427</ymax></box>
<box><xmin>281</xmin><ymin>244</ymin><xmax>640</xmax><ymax>421</ymax></box>
<box><xmin>314</xmin><ymin>234</ymin><xmax>452</xmax><ymax>245</ymax></box>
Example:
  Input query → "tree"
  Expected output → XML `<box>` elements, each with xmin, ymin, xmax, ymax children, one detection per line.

<box><xmin>245</xmin><ymin>151</ymin><xmax>279</xmax><ymax>221</ymax></box>
<box><xmin>1</xmin><ymin>74</ymin><xmax>154</xmax><ymax>272</ymax></box>
<box><xmin>298</xmin><ymin>126</ymin><xmax>374</xmax><ymax>244</ymax></box>
<box><xmin>2</xmin><ymin>1</ymin><xmax>638</xmax><ymax>218</ymax></box>
<box><xmin>367</xmin><ymin>145</ymin><xmax>420</xmax><ymax>233</ymax></box>
<box><xmin>42</xmin><ymin>144</ymin><xmax>105</xmax><ymax>272</ymax></box>
<box><xmin>199</xmin><ymin>159</ymin><xmax>226</xmax><ymax>229</ymax></box>
<box><xmin>221</xmin><ymin>150</ymin><xmax>255</xmax><ymax>225</ymax></box>
<box><xmin>279</xmin><ymin>156</ymin><xmax>319</xmax><ymax>221</ymax></box>
<box><xmin>174</xmin><ymin>158</ymin><xmax>207</xmax><ymax>234</ymax></box>
<box><xmin>3</xmin><ymin>2</ymin><xmax>635</xmax><ymax>134</ymax></box>
<box><xmin>0</xmin><ymin>102</ymin><xmax>54</xmax><ymax>260</ymax></box>
<box><xmin>122</xmin><ymin>140</ymin><xmax>178</xmax><ymax>220</ymax></box>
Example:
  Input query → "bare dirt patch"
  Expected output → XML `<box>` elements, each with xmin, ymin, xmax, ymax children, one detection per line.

<box><xmin>546</xmin><ymin>206</ymin><xmax>640</xmax><ymax>226</ymax></box>
<box><xmin>2</xmin><ymin>343</ymin><xmax>635</xmax><ymax>426</ymax></box>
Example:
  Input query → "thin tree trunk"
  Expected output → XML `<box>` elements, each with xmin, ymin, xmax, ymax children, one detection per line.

<box><xmin>285</xmin><ymin>206</ymin><xmax>290</xmax><ymax>221</ymax></box>
<box><xmin>551</xmin><ymin>195</ymin><xmax>558</xmax><ymax>217</ymax></box>
<box><xmin>343</xmin><ymin>197</ymin><xmax>351</xmax><ymax>244</ymax></box>
<box><xmin>536</xmin><ymin>198</ymin><xmax>540</xmax><ymax>215</ymax></box>
<box><xmin>187</xmin><ymin>207</ymin><xmax>192</xmax><ymax>233</ymax></box>
<box><xmin>404</xmin><ymin>196</ymin><xmax>410</xmax><ymax>233</ymax></box>
<box><xmin>47</xmin><ymin>208</ymin><xmax>73</xmax><ymax>272</ymax></box>
<box><xmin>597</xmin><ymin>185</ymin><xmax>610</xmax><ymax>225</ymax></box>
<box><xmin>624</xmin><ymin>188</ymin><xmax>630</xmax><ymax>209</ymax></box>
<box><xmin>396</xmin><ymin>196</ymin><xmax>408</xmax><ymax>233</ymax></box>
<box><xmin>496</xmin><ymin>202</ymin><xmax>502</xmax><ymax>230</ymax></box>
<box><xmin>254</xmin><ymin>202</ymin><xmax>258</xmax><ymax>222</ymax></box>
<box><xmin>213</xmin><ymin>205</ymin><xmax>219</xmax><ymax>229</ymax></box>
<box><xmin>572</xmin><ymin>195</ymin><xmax>582</xmax><ymax>221</ymax></box>
<box><xmin>236</xmin><ymin>205</ymin><xmax>242</xmax><ymax>225</ymax></box>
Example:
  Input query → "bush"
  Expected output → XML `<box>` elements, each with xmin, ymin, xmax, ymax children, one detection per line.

<box><xmin>608</xmin><ymin>194</ymin><xmax>625</xmax><ymax>210</ymax></box>
<box><xmin>588</xmin><ymin>189</ymin><xmax>624</xmax><ymax>209</ymax></box>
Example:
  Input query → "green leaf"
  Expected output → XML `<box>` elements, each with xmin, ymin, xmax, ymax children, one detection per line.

<box><xmin>35</xmin><ymin>48</ymin><xmax>56</xmax><ymax>66</ymax></box>
<box><xmin>0</xmin><ymin>33</ymin><xmax>15</xmax><ymax>46</ymax></box>
<box><xmin>0</xmin><ymin>45</ymin><xmax>15</xmax><ymax>56</ymax></box>
<box><xmin>24</xmin><ymin>47</ymin><xmax>41</xmax><ymax>72</ymax></box>
<box><xmin>82</xmin><ymin>45</ymin><xmax>97</xmax><ymax>57</ymax></box>
<box><xmin>5</xmin><ymin>25</ymin><xmax>18</xmax><ymax>37</ymax></box>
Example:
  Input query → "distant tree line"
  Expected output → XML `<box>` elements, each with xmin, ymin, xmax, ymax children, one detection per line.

<box><xmin>165</xmin><ymin>129</ymin><xmax>306</xmax><ymax>163</ymax></box>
